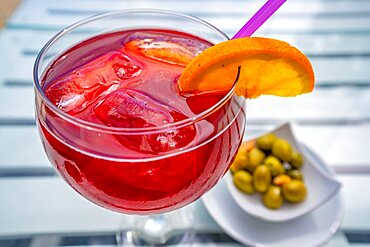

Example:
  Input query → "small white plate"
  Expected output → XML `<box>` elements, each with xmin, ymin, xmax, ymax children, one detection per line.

<box><xmin>202</xmin><ymin>141</ymin><xmax>344</xmax><ymax>247</ymax></box>
<box><xmin>225</xmin><ymin>122</ymin><xmax>342</xmax><ymax>222</ymax></box>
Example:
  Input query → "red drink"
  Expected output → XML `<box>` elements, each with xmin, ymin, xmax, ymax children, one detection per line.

<box><xmin>36</xmin><ymin>29</ymin><xmax>245</xmax><ymax>214</ymax></box>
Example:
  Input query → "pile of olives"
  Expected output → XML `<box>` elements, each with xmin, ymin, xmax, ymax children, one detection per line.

<box><xmin>231</xmin><ymin>133</ymin><xmax>307</xmax><ymax>209</ymax></box>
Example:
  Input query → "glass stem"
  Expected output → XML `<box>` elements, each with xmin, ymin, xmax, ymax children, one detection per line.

<box><xmin>117</xmin><ymin>206</ymin><xmax>195</xmax><ymax>246</ymax></box>
<box><xmin>133</xmin><ymin>214</ymin><xmax>170</xmax><ymax>244</ymax></box>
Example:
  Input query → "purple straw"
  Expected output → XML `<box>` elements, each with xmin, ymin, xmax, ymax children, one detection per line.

<box><xmin>232</xmin><ymin>0</ymin><xmax>287</xmax><ymax>39</ymax></box>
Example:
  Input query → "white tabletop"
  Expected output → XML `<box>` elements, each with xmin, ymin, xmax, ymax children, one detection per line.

<box><xmin>1</xmin><ymin>0</ymin><xmax>370</xmax><ymax>246</ymax></box>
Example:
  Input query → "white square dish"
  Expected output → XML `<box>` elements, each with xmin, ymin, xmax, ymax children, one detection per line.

<box><xmin>225</xmin><ymin>122</ymin><xmax>342</xmax><ymax>222</ymax></box>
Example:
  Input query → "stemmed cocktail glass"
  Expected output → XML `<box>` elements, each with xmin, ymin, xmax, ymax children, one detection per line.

<box><xmin>33</xmin><ymin>10</ymin><xmax>246</xmax><ymax>245</ymax></box>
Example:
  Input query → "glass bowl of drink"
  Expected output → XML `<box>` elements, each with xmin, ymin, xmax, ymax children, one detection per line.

<box><xmin>33</xmin><ymin>9</ymin><xmax>246</xmax><ymax>246</ymax></box>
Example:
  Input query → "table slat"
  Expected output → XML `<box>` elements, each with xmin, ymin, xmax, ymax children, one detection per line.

<box><xmin>1</xmin><ymin>86</ymin><xmax>370</xmax><ymax>122</ymax></box>
<box><xmin>10</xmin><ymin>0</ymin><xmax>370</xmax><ymax>18</ymax></box>
<box><xmin>0</xmin><ymin>175</ymin><xmax>368</xmax><ymax>238</ymax></box>
<box><xmin>1</xmin><ymin>125</ymin><xmax>370</xmax><ymax>169</ymax></box>
<box><xmin>2</xmin><ymin>55</ymin><xmax>370</xmax><ymax>86</ymax></box>
<box><xmin>3</xmin><ymin>29</ymin><xmax>370</xmax><ymax>55</ymax></box>
<box><xmin>7</xmin><ymin>0</ymin><xmax>370</xmax><ymax>34</ymax></box>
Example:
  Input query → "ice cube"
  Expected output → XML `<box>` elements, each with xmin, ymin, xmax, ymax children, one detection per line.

<box><xmin>124</xmin><ymin>31</ymin><xmax>211</xmax><ymax>66</ymax></box>
<box><xmin>93</xmin><ymin>88</ymin><xmax>196</xmax><ymax>154</ymax></box>
<box><xmin>45</xmin><ymin>51</ymin><xmax>143</xmax><ymax>115</ymax></box>
<box><xmin>74</xmin><ymin>51</ymin><xmax>143</xmax><ymax>87</ymax></box>
<box><xmin>112</xmin><ymin>63</ymin><xmax>142</xmax><ymax>80</ymax></box>
<box><xmin>58</xmin><ymin>93</ymin><xmax>85</xmax><ymax>113</ymax></box>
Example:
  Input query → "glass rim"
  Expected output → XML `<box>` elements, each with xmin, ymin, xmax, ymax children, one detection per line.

<box><xmin>33</xmin><ymin>9</ymin><xmax>239</xmax><ymax>134</ymax></box>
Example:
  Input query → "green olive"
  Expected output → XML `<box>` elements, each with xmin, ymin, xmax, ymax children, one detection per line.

<box><xmin>282</xmin><ymin>180</ymin><xmax>307</xmax><ymax>203</ymax></box>
<box><xmin>290</xmin><ymin>152</ymin><xmax>304</xmax><ymax>169</ymax></box>
<box><xmin>272</xmin><ymin>138</ymin><xmax>293</xmax><ymax>161</ymax></box>
<box><xmin>256</xmin><ymin>133</ymin><xmax>277</xmax><ymax>151</ymax></box>
<box><xmin>263</xmin><ymin>186</ymin><xmax>284</xmax><ymax>209</ymax></box>
<box><xmin>233</xmin><ymin>170</ymin><xmax>255</xmax><ymax>194</ymax></box>
<box><xmin>230</xmin><ymin>151</ymin><xmax>248</xmax><ymax>173</ymax></box>
<box><xmin>264</xmin><ymin>155</ymin><xmax>285</xmax><ymax>177</ymax></box>
<box><xmin>246</xmin><ymin>148</ymin><xmax>265</xmax><ymax>172</ymax></box>
<box><xmin>287</xmin><ymin>169</ymin><xmax>304</xmax><ymax>180</ymax></box>
<box><xmin>253</xmin><ymin>165</ymin><xmax>271</xmax><ymax>193</ymax></box>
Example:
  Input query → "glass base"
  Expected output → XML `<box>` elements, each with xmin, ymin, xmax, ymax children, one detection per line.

<box><xmin>117</xmin><ymin>206</ymin><xmax>195</xmax><ymax>246</ymax></box>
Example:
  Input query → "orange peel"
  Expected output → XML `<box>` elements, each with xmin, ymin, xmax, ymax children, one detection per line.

<box><xmin>177</xmin><ymin>37</ymin><xmax>315</xmax><ymax>98</ymax></box>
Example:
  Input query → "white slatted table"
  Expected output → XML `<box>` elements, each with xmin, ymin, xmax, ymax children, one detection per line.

<box><xmin>1</xmin><ymin>0</ymin><xmax>370</xmax><ymax>246</ymax></box>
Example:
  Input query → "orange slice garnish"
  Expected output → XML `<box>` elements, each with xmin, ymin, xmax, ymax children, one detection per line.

<box><xmin>178</xmin><ymin>37</ymin><xmax>315</xmax><ymax>98</ymax></box>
